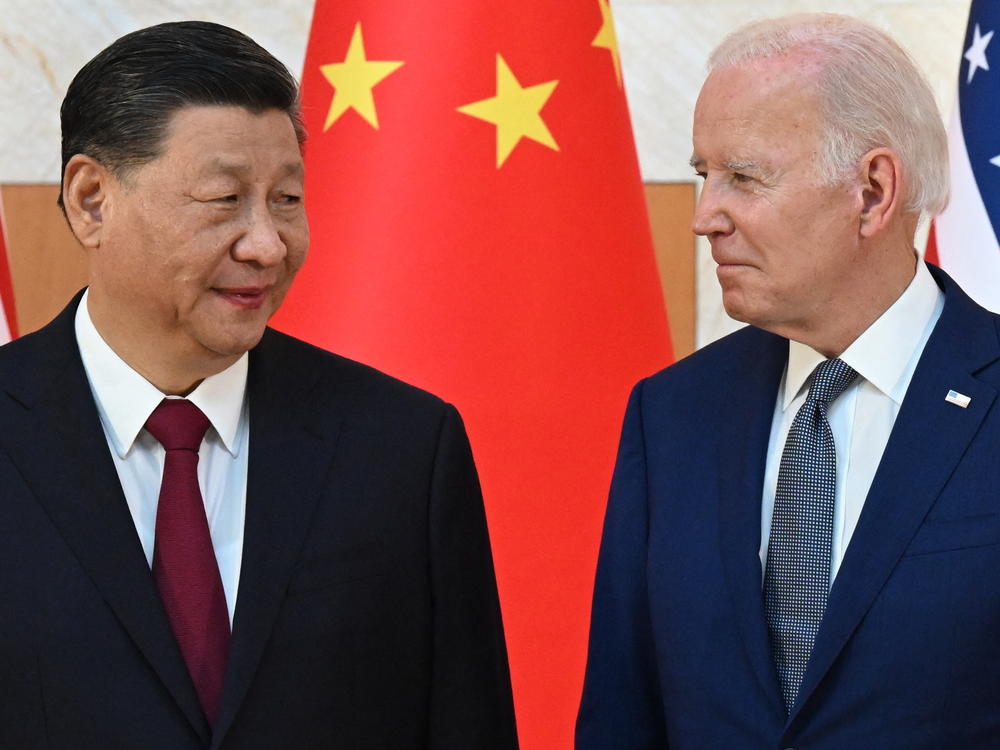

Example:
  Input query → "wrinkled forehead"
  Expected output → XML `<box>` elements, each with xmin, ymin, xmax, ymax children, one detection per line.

<box><xmin>696</xmin><ymin>52</ymin><xmax>825</xmax><ymax>118</ymax></box>
<box><xmin>142</xmin><ymin>105</ymin><xmax>306</xmax><ymax>188</ymax></box>
<box><xmin>692</xmin><ymin>56</ymin><xmax>827</xmax><ymax>163</ymax></box>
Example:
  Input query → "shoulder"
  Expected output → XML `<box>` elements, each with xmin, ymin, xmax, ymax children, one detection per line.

<box><xmin>251</xmin><ymin>327</ymin><xmax>454</xmax><ymax>424</ymax></box>
<box><xmin>0</xmin><ymin>293</ymin><xmax>81</xmax><ymax>398</ymax></box>
<box><xmin>614</xmin><ymin>325</ymin><xmax>785</xmax><ymax>440</ymax></box>
<box><xmin>922</xmin><ymin>264</ymin><xmax>1000</xmax><ymax>386</ymax></box>
<box><xmin>930</xmin><ymin>263</ymin><xmax>1000</xmax><ymax>328</ymax></box>
<box><xmin>638</xmin><ymin>324</ymin><xmax>785</xmax><ymax>401</ymax></box>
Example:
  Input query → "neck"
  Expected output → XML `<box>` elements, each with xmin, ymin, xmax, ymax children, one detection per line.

<box><xmin>86</xmin><ymin>294</ymin><xmax>238</xmax><ymax>396</ymax></box>
<box><xmin>784</xmin><ymin>245</ymin><xmax>918</xmax><ymax>358</ymax></box>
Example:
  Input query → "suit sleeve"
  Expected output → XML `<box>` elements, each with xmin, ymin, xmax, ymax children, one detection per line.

<box><xmin>576</xmin><ymin>380</ymin><xmax>667</xmax><ymax>748</ymax></box>
<box><xmin>426</xmin><ymin>404</ymin><xmax>519</xmax><ymax>749</ymax></box>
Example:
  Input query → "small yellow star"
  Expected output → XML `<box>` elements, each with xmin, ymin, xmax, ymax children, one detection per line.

<box><xmin>592</xmin><ymin>0</ymin><xmax>622</xmax><ymax>87</ymax></box>
<box><xmin>457</xmin><ymin>55</ymin><xmax>559</xmax><ymax>168</ymax></box>
<box><xmin>320</xmin><ymin>22</ymin><xmax>404</xmax><ymax>131</ymax></box>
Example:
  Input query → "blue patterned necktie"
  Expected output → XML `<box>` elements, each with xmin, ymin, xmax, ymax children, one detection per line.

<box><xmin>764</xmin><ymin>357</ymin><xmax>858</xmax><ymax>712</ymax></box>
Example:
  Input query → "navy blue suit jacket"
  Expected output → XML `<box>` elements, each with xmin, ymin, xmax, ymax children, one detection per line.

<box><xmin>578</xmin><ymin>265</ymin><xmax>1000</xmax><ymax>748</ymax></box>
<box><xmin>0</xmin><ymin>293</ymin><xmax>517</xmax><ymax>749</ymax></box>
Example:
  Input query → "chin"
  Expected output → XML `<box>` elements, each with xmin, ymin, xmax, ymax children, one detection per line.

<box><xmin>203</xmin><ymin>326</ymin><xmax>268</xmax><ymax>359</ymax></box>
<box><xmin>721</xmin><ymin>285</ymin><xmax>780</xmax><ymax>329</ymax></box>
<box><xmin>720</xmin><ymin>295</ymin><xmax>752</xmax><ymax>325</ymax></box>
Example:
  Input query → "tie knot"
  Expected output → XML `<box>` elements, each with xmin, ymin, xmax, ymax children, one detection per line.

<box><xmin>807</xmin><ymin>358</ymin><xmax>858</xmax><ymax>407</ymax></box>
<box><xmin>145</xmin><ymin>399</ymin><xmax>210</xmax><ymax>452</ymax></box>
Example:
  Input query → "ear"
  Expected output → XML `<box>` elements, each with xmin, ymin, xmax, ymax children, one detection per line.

<box><xmin>857</xmin><ymin>148</ymin><xmax>903</xmax><ymax>239</ymax></box>
<box><xmin>62</xmin><ymin>154</ymin><xmax>113</xmax><ymax>250</ymax></box>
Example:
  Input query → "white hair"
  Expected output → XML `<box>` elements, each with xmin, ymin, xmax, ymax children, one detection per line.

<box><xmin>708</xmin><ymin>13</ymin><xmax>949</xmax><ymax>217</ymax></box>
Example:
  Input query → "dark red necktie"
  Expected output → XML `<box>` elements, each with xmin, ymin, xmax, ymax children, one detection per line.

<box><xmin>146</xmin><ymin>398</ymin><xmax>230</xmax><ymax>724</ymax></box>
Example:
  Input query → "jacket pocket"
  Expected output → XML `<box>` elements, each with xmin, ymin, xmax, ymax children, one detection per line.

<box><xmin>905</xmin><ymin>513</ymin><xmax>1000</xmax><ymax>557</ymax></box>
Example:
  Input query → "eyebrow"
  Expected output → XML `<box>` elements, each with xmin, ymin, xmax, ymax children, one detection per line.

<box><xmin>688</xmin><ymin>156</ymin><xmax>774</xmax><ymax>179</ymax></box>
<box><xmin>724</xmin><ymin>160</ymin><xmax>758</xmax><ymax>172</ymax></box>
<box><xmin>204</xmin><ymin>160</ymin><xmax>305</xmax><ymax>179</ymax></box>
<box><xmin>689</xmin><ymin>155</ymin><xmax>758</xmax><ymax>170</ymax></box>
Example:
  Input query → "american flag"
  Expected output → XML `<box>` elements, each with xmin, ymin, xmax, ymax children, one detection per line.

<box><xmin>928</xmin><ymin>0</ymin><xmax>1000</xmax><ymax>311</ymax></box>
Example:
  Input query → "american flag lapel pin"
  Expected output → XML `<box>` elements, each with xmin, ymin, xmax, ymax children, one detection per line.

<box><xmin>945</xmin><ymin>390</ymin><xmax>972</xmax><ymax>408</ymax></box>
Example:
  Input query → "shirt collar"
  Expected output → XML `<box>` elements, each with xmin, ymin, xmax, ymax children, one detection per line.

<box><xmin>74</xmin><ymin>289</ymin><xmax>249</xmax><ymax>457</ymax></box>
<box><xmin>782</xmin><ymin>260</ymin><xmax>944</xmax><ymax>410</ymax></box>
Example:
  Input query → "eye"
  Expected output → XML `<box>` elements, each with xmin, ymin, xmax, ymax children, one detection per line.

<box><xmin>279</xmin><ymin>194</ymin><xmax>302</xmax><ymax>205</ymax></box>
<box><xmin>694</xmin><ymin>170</ymin><xmax>707</xmax><ymax>180</ymax></box>
<box><xmin>732</xmin><ymin>172</ymin><xmax>752</xmax><ymax>184</ymax></box>
<box><xmin>213</xmin><ymin>195</ymin><xmax>238</xmax><ymax>204</ymax></box>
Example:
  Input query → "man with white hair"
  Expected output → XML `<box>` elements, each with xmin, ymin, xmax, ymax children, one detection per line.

<box><xmin>577</xmin><ymin>13</ymin><xmax>1000</xmax><ymax>749</ymax></box>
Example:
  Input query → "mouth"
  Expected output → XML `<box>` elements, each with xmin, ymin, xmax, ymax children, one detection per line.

<box><xmin>213</xmin><ymin>286</ymin><xmax>270</xmax><ymax>310</ymax></box>
<box><xmin>712</xmin><ymin>250</ymin><xmax>756</xmax><ymax>271</ymax></box>
<box><xmin>713</xmin><ymin>259</ymin><xmax>758</xmax><ymax>286</ymax></box>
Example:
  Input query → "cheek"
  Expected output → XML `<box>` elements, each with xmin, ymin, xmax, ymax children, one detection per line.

<box><xmin>762</xmin><ymin>206</ymin><xmax>829</xmax><ymax>268</ymax></box>
<box><xmin>97</xmin><ymin>232</ymin><xmax>165</xmax><ymax>293</ymax></box>
<box><xmin>154</xmin><ymin>245</ymin><xmax>233</xmax><ymax>306</ymax></box>
<box><xmin>738</xmin><ymin>215</ymin><xmax>799</xmax><ymax>271</ymax></box>
<box><xmin>285</xmin><ymin>224</ymin><xmax>310</xmax><ymax>272</ymax></box>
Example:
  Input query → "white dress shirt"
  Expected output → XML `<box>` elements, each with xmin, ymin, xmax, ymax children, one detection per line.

<box><xmin>74</xmin><ymin>290</ymin><xmax>249</xmax><ymax>623</ymax></box>
<box><xmin>760</xmin><ymin>261</ymin><xmax>944</xmax><ymax>584</ymax></box>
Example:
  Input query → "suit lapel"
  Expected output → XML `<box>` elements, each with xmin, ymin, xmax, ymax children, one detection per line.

<box><xmin>791</xmin><ymin>267</ymin><xmax>1000</xmax><ymax>723</ymax></box>
<box><xmin>716</xmin><ymin>328</ymin><xmax>788</xmax><ymax>712</ymax></box>
<box><xmin>210</xmin><ymin>331</ymin><xmax>342</xmax><ymax>748</ymax></box>
<box><xmin>0</xmin><ymin>295</ymin><xmax>210</xmax><ymax>743</ymax></box>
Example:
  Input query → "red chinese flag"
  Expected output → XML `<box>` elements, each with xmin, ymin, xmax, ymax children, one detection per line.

<box><xmin>0</xmin><ymin>200</ymin><xmax>16</xmax><ymax>343</ymax></box>
<box><xmin>271</xmin><ymin>1</ymin><xmax>673</xmax><ymax>745</ymax></box>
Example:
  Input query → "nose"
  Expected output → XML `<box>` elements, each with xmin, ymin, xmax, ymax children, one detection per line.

<box><xmin>232</xmin><ymin>204</ymin><xmax>287</xmax><ymax>267</ymax></box>
<box><xmin>691</xmin><ymin>178</ymin><xmax>734</xmax><ymax>238</ymax></box>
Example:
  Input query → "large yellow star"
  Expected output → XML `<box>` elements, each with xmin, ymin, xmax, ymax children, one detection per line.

<box><xmin>320</xmin><ymin>22</ymin><xmax>404</xmax><ymax>131</ymax></box>
<box><xmin>457</xmin><ymin>55</ymin><xmax>559</xmax><ymax>168</ymax></box>
<box><xmin>592</xmin><ymin>0</ymin><xmax>622</xmax><ymax>87</ymax></box>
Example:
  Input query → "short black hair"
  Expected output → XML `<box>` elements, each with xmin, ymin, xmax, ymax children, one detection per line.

<box><xmin>58</xmin><ymin>20</ymin><xmax>304</xmax><ymax>210</ymax></box>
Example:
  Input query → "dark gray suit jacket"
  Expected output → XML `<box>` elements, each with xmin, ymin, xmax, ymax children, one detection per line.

<box><xmin>0</xmin><ymin>293</ymin><xmax>517</xmax><ymax>749</ymax></box>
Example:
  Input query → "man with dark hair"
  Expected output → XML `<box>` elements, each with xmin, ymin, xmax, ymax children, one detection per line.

<box><xmin>0</xmin><ymin>21</ymin><xmax>517</xmax><ymax>749</ymax></box>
